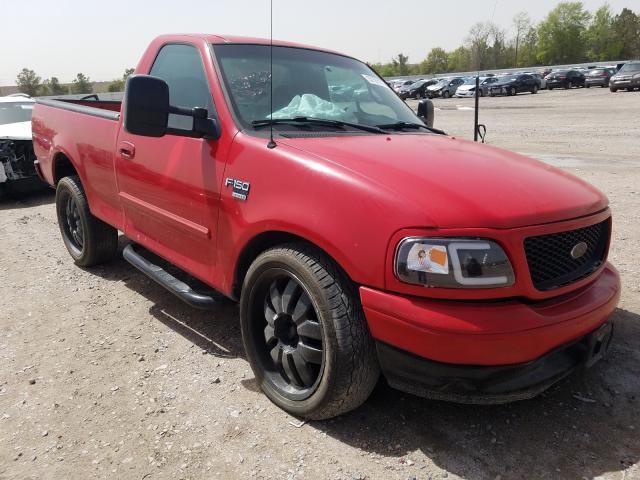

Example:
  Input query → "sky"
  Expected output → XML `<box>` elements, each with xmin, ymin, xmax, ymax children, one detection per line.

<box><xmin>0</xmin><ymin>0</ymin><xmax>634</xmax><ymax>85</ymax></box>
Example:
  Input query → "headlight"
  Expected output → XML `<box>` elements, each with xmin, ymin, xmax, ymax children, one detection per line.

<box><xmin>395</xmin><ymin>238</ymin><xmax>515</xmax><ymax>288</ymax></box>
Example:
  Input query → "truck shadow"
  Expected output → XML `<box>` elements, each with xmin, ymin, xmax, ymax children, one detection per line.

<box><xmin>87</xmin><ymin>237</ymin><xmax>245</xmax><ymax>359</ymax></box>
<box><xmin>314</xmin><ymin>307</ymin><xmax>640</xmax><ymax>479</ymax></box>
<box><xmin>0</xmin><ymin>187</ymin><xmax>54</xmax><ymax>210</ymax></box>
<box><xmin>85</xmin><ymin>245</ymin><xmax>639</xmax><ymax>478</ymax></box>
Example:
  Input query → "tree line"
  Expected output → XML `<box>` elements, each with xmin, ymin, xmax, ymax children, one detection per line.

<box><xmin>370</xmin><ymin>3</ymin><xmax>640</xmax><ymax>77</ymax></box>
<box><xmin>14</xmin><ymin>68</ymin><xmax>134</xmax><ymax>97</ymax></box>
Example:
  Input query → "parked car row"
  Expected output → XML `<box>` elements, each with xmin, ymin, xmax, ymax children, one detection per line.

<box><xmin>388</xmin><ymin>61</ymin><xmax>640</xmax><ymax>100</ymax></box>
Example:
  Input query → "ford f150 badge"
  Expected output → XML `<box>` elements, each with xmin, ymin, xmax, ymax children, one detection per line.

<box><xmin>225</xmin><ymin>178</ymin><xmax>250</xmax><ymax>201</ymax></box>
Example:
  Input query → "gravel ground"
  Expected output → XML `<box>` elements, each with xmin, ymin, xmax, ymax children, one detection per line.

<box><xmin>1</xmin><ymin>87</ymin><xmax>639</xmax><ymax>480</ymax></box>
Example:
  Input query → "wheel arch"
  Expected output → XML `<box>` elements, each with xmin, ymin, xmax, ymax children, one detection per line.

<box><xmin>52</xmin><ymin>151</ymin><xmax>80</xmax><ymax>185</ymax></box>
<box><xmin>231</xmin><ymin>230</ymin><xmax>352</xmax><ymax>301</ymax></box>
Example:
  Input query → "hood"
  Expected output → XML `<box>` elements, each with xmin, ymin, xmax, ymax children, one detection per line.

<box><xmin>0</xmin><ymin>121</ymin><xmax>32</xmax><ymax>141</ymax></box>
<box><xmin>279</xmin><ymin>134</ymin><xmax>606</xmax><ymax>229</ymax></box>
<box><xmin>428</xmin><ymin>83</ymin><xmax>445</xmax><ymax>91</ymax></box>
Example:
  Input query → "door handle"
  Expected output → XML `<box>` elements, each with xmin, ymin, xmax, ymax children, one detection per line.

<box><xmin>118</xmin><ymin>141</ymin><xmax>136</xmax><ymax>160</ymax></box>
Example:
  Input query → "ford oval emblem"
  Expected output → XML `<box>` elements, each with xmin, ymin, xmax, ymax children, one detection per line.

<box><xmin>570</xmin><ymin>241</ymin><xmax>588</xmax><ymax>259</ymax></box>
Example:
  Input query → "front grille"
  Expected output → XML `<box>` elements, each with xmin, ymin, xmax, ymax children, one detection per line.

<box><xmin>524</xmin><ymin>219</ymin><xmax>610</xmax><ymax>291</ymax></box>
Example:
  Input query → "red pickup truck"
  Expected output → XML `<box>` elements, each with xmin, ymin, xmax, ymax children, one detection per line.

<box><xmin>32</xmin><ymin>34</ymin><xmax>620</xmax><ymax>419</ymax></box>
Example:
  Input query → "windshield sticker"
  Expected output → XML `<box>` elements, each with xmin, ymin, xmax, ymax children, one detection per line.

<box><xmin>361</xmin><ymin>74</ymin><xmax>386</xmax><ymax>87</ymax></box>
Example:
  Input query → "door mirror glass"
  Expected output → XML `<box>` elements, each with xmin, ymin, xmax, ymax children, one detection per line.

<box><xmin>123</xmin><ymin>75</ymin><xmax>169</xmax><ymax>137</ymax></box>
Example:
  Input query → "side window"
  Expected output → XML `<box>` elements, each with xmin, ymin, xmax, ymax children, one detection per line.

<box><xmin>150</xmin><ymin>44</ymin><xmax>215</xmax><ymax>130</ymax></box>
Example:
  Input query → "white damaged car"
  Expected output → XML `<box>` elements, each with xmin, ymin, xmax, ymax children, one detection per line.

<box><xmin>0</xmin><ymin>94</ymin><xmax>43</xmax><ymax>194</ymax></box>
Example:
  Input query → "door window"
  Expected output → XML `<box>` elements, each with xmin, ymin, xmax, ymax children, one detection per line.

<box><xmin>150</xmin><ymin>44</ymin><xmax>215</xmax><ymax>130</ymax></box>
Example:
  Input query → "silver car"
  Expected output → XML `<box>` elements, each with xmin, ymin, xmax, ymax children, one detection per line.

<box><xmin>610</xmin><ymin>62</ymin><xmax>640</xmax><ymax>92</ymax></box>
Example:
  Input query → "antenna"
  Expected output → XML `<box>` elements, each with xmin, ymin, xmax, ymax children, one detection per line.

<box><xmin>267</xmin><ymin>0</ymin><xmax>277</xmax><ymax>149</ymax></box>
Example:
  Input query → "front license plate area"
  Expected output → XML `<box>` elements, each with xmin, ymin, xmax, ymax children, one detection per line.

<box><xmin>585</xmin><ymin>322</ymin><xmax>613</xmax><ymax>368</ymax></box>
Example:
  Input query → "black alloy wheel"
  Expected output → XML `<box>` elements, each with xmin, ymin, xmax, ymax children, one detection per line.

<box><xmin>240</xmin><ymin>244</ymin><xmax>380</xmax><ymax>419</ymax></box>
<box><xmin>249</xmin><ymin>270</ymin><xmax>324</xmax><ymax>400</ymax></box>
<box><xmin>64</xmin><ymin>195</ymin><xmax>84</xmax><ymax>253</ymax></box>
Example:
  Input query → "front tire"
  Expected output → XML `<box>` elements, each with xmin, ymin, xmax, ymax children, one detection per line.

<box><xmin>240</xmin><ymin>244</ymin><xmax>379</xmax><ymax>419</ymax></box>
<box><xmin>442</xmin><ymin>90</ymin><xmax>450</xmax><ymax>99</ymax></box>
<box><xmin>55</xmin><ymin>175</ymin><xmax>118</xmax><ymax>267</ymax></box>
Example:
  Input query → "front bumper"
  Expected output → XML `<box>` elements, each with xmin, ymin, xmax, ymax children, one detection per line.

<box><xmin>611</xmin><ymin>78</ymin><xmax>640</xmax><ymax>89</ymax></box>
<box><xmin>361</xmin><ymin>264</ymin><xmax>620</xmax><ymax>401</ymax></box>
<box><xmin>376</xmin><ymin>321</ymin><xmax>613</xmax><ymax>404</ymax></box>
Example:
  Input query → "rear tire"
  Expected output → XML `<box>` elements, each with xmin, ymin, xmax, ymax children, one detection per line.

<box><xmin>585</xmin><ymin>84</ymin><xmax>590</xmax><ymax>88</ymax></box>
<box><xmin>55</xmin><ymin>175</ymin><xmax>118</xmax><ymax>267</ymax></box>
<box><xmin>566</xmin><ymin>81</ymin><xmax>572</xmax><ymax>89</ymax></box>
<box><xmin>610</xmin><ymin>87</ymin><xmax>617</xmax><ymax>92</ymax></box>
<box><xmin>240</xmin><ymin>244</ymin><xmax>379</xmax><ymax>420</ymax></box>
<box><xmin>532</xmin><ymin>85</ymin><xmax>538</xmax><ymax>94</ymax></box>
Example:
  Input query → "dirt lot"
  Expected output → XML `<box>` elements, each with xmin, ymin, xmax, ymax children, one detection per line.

<box><xmin>1</xmin><ymin>87</ymin><xmax>639</xmax><ymax>480</ymax></box>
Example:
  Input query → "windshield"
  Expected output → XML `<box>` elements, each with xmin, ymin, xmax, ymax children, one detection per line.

<box><xmin>214</xmin><ymin>44</ymin><xmax>421</xmax><ymax>131</ymax></box>
<box><xmin>501</xmin><ymin>75</ymin><xmax>518</xmax><ymax>82</ymax></box>
<box><xmin>0</xmin><ymin>102</ymin><xmax>33</xmax><ymax>126</ymax></box>
<box><xmin>620</xmin><ymin>63</ymin><xmax>640</xmax><ymax>73</ymax></box>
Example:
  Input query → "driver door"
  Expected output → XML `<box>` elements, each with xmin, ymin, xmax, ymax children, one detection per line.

<box><xmin>115</xmin><ymin>43</ymin><xmax>222</xmax><ymax>281</ymax></box>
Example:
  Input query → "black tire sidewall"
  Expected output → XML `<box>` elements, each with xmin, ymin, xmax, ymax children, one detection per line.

<box><xmin>56</xmin><ymin>177</ymin><xmax>90</xmax><ymax>263</ymax></box>
<box><xmin>240</xmin><ymin>249</ymin><xmax>349</xmax><ymax>417</ymax></box>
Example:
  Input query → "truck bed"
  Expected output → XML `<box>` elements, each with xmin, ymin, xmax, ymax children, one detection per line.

<box><xmin>32</xmin><ymin>96</ymin><xmax>124</xmax><ymax>230</ymax></box>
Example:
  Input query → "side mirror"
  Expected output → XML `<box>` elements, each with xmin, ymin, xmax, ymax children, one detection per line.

<box><xmin>124</xmin><ymin>75</ymin><xmax>221</xmax><ymax>140</ymax></box>
<box><xmin>417</xmin><ymin>99</ymin><xmax>435</xmax><ymax>128</ymax></box>
<box><xmin>124</xmin><ymin>75</ymin><xmax>169</xmax><ymax>137</ymax></box>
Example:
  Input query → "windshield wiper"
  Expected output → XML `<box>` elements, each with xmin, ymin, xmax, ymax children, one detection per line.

<box><xmin>375</xmin><ymin>121</ymin><xmax>446</xmax><ymax>135</ymax></box>
<box><xmin>251</xmin><ymin>116</ymin><xmax>386</xmax><ymax>134</ymax></box>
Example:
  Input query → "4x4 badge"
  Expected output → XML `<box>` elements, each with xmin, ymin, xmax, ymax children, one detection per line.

<box><xmin>225</xmin><ymin>178</ymin><xmax>250</xmax><ymax>201</ymax></box>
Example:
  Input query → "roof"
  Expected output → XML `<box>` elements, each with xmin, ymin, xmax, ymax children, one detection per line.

<box><xmin>155</xmin><ymin>34</ymin><xmax>341</xmax><ymax>56</ymax></box>
<box><xmin>0</xmin><ymin>95</ymin><xmax>35</xmax><ymax>104</ymax></box>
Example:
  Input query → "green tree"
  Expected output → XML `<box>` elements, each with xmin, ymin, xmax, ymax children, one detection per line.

<box><xmin>421</xmin><ymin>47</ymin><xmax>449</xmax><ymax>74</ymax></box>
<box><xmin>613</xmin><ymin>8</ymin><xmax>640</xmax><ymax>59</ymax></box>
<box><xmin>391</xmin><ymin>53</ymin><xmax>410</xmax><ymax>76</ymax></box>
<box><xmin>15</xmin><ymin>68</ymin><xmax>41</xmax><ymax>96</ymax></box>
<box><xmin>41</xmin><ymin>77</ymin><xmax>68</xmax><ymax>96</ymax></box>
<box><xmin>465</xmin><ymin>22</ymin><xmax>491</xmax><ymax>70</ymax></box>
<box><xmin>486</xmin><ymin>23</ymin><xmax>508</xmax><ymax>69</ymax></box>
<box><xmin>108</xmin><ymin>80</ymin><xmax>124</xmax><ymax>92</ymax></box>
<box><xmin>513</xmin><ymin>12</ymin><xmax>533</xmax><ymax>67</ymax></box>
<box><xmin>447</xmin><ymin>46</ymin><xmax>471</xmax><ymax>72</ymax></box>
<box><xmin>71</xmin><ymin>73</ymin><xmax>93</xmax><ymax>94</ymax></box>
<box><xmin>586</xmin><ymin>4</ymin><xmax>623</xmax><ymax>61</ymax></box>
<box><xmin>537</xmin><ymin>2</ymin><xmax>591</xmax><ymax>64</ymax></box>
<box><xmin>107</xmin><ymin>67</ymin><xmax>135</xmax><ymax>92</ymax></box>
